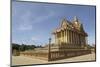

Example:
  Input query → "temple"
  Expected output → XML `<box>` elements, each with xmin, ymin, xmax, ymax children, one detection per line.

<box><xmin>52</xmin><ymin>16</ymin><xmax>88</xmax><ymax>49</ymax></box>
<box><xmin>20</xmin><ymin>16</ymin><xmax>91</xmax><ymax>61</ymax></box>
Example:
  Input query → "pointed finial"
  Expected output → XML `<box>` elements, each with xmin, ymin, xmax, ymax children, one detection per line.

<box><xmin>73</xmin><ymin>16</ymin><xmax>78</xmax><ymax>22</ymax></box>
<box><xmin>62</xmin><ymin>17</ymin><xmax>67</xmax><ymax>21</ymax></box>
<box><xmin>80</xmin><ymin>24</ymin><xmax>84</xmax><ymax>32</ymax></box>
<box><xmin>61</xmin><ymin>17</ymin><xmax>67</xmax><ymax>27</ymax></box>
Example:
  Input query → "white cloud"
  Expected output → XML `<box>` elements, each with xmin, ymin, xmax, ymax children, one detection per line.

<box><xmin>31</xmin><ymin>36</ymin><xmax>38</xmax><ymax>41</ymax></box>
<box><xmin>31</xmin><ymin>10</ymin><xmax>55</xmax><ymax>24</ymax></box>
<box><xmin>19</xmin><ymin>24</ymin><xmax>32</xmax><ymax>31</ymax></box>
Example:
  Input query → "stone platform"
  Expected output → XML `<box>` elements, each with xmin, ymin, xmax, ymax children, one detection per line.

<box><xmin>20</xmin><ymin>48</ymin><xmax>91</xmax><ymax>61</ymax></box>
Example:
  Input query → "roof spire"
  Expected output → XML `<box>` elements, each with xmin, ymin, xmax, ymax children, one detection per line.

<box><xmin>73</xmin><ymin>16</ymin><xmax>78</xmax><ymax>22</ymax></box>
<box><xmin>62</xmin><ymin>17</ymin><xmax>67</xmax><ymax>21</ymax></box>
<box><xmin>60</xmin><ymin>17</ymin><xmax>68</xmax><ymax>27</ymax></box>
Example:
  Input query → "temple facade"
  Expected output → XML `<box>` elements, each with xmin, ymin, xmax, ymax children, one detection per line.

<box><xmin>52</xmin><ymin>16</ymin><xmax>88</xmax><ymax>49</ymax></box>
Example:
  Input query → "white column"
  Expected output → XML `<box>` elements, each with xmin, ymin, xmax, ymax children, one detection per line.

<box><xmin>77</xmin><ymin>34</ymin><xmax>79</xmax><ymax>45</ymax></box>
<box><xmin>69</xmin><ymin>30</ymin><xmax>71</xmax><ymax>44</ymax></box>
<box><xmin>61</xmin><ymin>31</ymin><xmax>63</xmax><ymax>43</ymax></box>
<box><xmin>70</xmin><ymin>31</ymin><xmax>72</xmax><ymax>44</ymax></box>
<box><xmin>64</xmin><ymin>30</ymin><xmax>66</xmax><ymax>43</ymax></box>
<box><xmin>66</xmin><ymin>29</ymin><xmax>68</xmax><ymax>43</ymax></box>
<box><xmin>72</xmin><ymin>31</ymin><xmax>74</xmax><ymax>47</ymax></box>
<box><xmin>73</xmin><ymin>32</ymin><xmax>75</xmax><ymax>45</ymax></box>
<box><xmin>62</xmin><ymin>31</ymin><xmax>64</xmax><ymax>43</ymax></box>
<box><xmin>56</xmin><ymin>33</ymin><xmax>58</xmax><ymax>45</ymax></box>
<box><xmin>65</xmin><ymin>30</ymin><xmax>66</xmax><ymax>43</ymax></box>
<box><xmin>79</xmin><ymin>35</ymin><xmax>80</xmax><ymax>45</ymax></box>
<box><xmin>75</xmin><ymin>33</ymin><xmax>77</xmax><ymax>46</ymax></box>
<box><xmin>67</xmin><ymin>30</ymin><xmax>69</xmax><ymax>44</ymax></box>
<box><xmin>55</xmin><ymin>33</ymin><xmax>57</xmax><ymax>45</ymax></box>
<box><xmin>76</xmin><ymin>33</ymin><xmax>78</xmax><ymax>45</ymax></box>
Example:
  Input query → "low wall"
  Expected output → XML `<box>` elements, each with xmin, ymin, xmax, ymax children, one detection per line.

<box><xmin>20</xmin><ymin>52</ymin><xmax>48</xmax><ymax>60</ymax></box>
<box><xmin>49</xmin><ymin>49</ymin><xmax>91</xmax><ymax>61</ymax></box>
<box><xmin>20</xmin><ymin>49</ymin><xmax>91</xmax><ymax>61</ymax></box>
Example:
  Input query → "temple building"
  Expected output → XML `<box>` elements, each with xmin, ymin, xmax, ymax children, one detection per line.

<box><xmin>52</xmin><ymin>16</ymin><xmax>88</xmax><ymax>49</ymax></box>
<box><xmin>20</xmin><ymin>16</ymin><xmax>91</xmax><ymax>61</ymax></box>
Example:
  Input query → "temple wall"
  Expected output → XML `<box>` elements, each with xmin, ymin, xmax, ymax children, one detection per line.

<box><xmin>55</xmin><ymin>28</ymin><xmax>87</xmax><ymax>48</ymax></box>
<box><xmin>49</xmin><ymin>49</ymin><xmax>91</xmax><ymax>61</ymax></box>
<box><xmin>20</xmin><ymin>49</ymin><xmax>91</xmax><ymax>61</ymax></box>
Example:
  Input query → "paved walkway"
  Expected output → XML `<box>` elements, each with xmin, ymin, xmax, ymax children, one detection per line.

<box><xmin>12</xmin><ymin>53</ymin><xmax>95</xmax><ymax>66</ymax></box>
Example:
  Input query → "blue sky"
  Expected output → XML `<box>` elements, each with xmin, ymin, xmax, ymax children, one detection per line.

<box><xmin>12</xmin><ymin>1</ymin><xmax>96</xmax><ymax>46</ymax></box>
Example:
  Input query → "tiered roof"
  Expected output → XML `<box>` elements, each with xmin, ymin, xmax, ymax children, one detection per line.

<box><xmin>52</xmin><ymin>16</ymin><xmax>88</xmax><ymax>36</ymax></box>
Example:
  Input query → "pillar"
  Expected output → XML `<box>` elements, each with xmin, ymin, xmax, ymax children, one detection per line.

<box><xmin>80</xmin><ymin>35</ymin><xmax>82</xmax><ymax>47</ymax></box>
<box><xmin>55</xmin><ymin>33</ymin><xmax>57</xmax><ymax>45</ymax></box>
<box><xmin>70</xmin><ymin>31</ymin><xmax>72</xmax><ymax>44</ymax></box>
<box><xmin>79</xmin><ymin>34</ymin><xmax>81</xmax><ymax>46</ymax></box>
<box><xmin>73</xmin><ymin>32</ymin><xmax>75</xmax><ymax>45</ymax></box>
<box><xmin>84</xmin><ymin>36</ymin><xmax>86</xmax><ymax>45</ymax></box>
<box><xmin>71</xmin><ymin>31</ymin><xmax>73</xmax><ymax>47</ymax></box>
<box><xmin>66</xmin><ymin>29</ymin><xmax>68</xmax><ymax>43</ymax></box>
<box><xmin>76</xmin><ymin>33</ymin><xmax>78</xmax><ymax>45</ymax></box>
<box><xmin>62</xmin><ymin>31</ymin><xmax>64</xmax><ymax>43</ymax></box>
<box><xmin>77</xmin><ymin>34</ymin><xmax>79</xmax><ymax>45</ymax></box>
<box><xmin>64</xmin><ymin>30</ymin><xmax>66</xmax><ymax>43</ymax></box>
<box><xmin>69</xmin><ymin>30</ymin><xmax>71</xmax><ymax>44</ymax></box>
<box><xmin>60</xmin><ymin>31</ymin><xmax>63</xmax><ymax>42</ymax></box>
<box><xmin>67</xmin><ymin>30</ymin><xmax>69</xmax><ymax>44</ymax></box>
<box><xmin>74</xmin><ymin>32</ymin><xmax>76</xmax><ymax>45</ymax></box>
<box><xmin>72</xmin><ymin>31</ymin><xmax>74</xmax><ymax>45</ymax></box>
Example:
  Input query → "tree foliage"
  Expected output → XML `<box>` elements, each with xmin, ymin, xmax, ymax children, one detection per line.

<box><xmin>12</xmin><ymin>43</ymin><xmax>42</xmax><ymax>52</ymax></box>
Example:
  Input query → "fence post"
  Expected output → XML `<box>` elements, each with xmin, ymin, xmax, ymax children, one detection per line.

<box><xmin>48</xmin><ymin>38</ymin><xmax>51</xmax><ymax>61</ymax></box>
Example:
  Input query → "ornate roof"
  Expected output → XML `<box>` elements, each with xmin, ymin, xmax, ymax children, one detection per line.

<box><xmin>52</xmin><ymin>16</ymin><xmax>88</xmax><ymax>36</ymax></box>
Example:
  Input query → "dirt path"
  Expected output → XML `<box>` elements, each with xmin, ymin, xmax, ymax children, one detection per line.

<box><xmin>12</xmin><ymin>53</ymin><xmax>95</xmax><ymax>66</ymax></box>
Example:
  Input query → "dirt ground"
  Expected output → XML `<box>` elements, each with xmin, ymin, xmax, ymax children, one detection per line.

<box><xmin>12</xmin><ymin>53</ymin><xmax>96</xmax><ymax>66</ymax></box>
